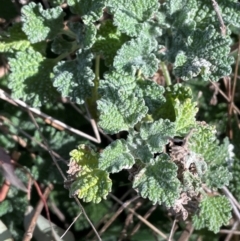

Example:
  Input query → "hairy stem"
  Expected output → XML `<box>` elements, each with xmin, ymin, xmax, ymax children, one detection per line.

<box><xmin>160</xmin><ymin>61</ymin><xmax>171</xmax><ymax>86</ymax></box>
<box><xmin>86</xmin><ymin>55</ymin><xmax>100</xmax><ymax>119</ymax></box>
<box><xmin>53</xmin><ymin>41</ymin><xmax>79</xmax><ymax>63</ymax></box>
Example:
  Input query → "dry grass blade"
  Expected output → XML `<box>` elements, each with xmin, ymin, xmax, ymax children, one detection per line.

<box><xmin>211</xmin><ymin>0</ymin><xmax>226</xmax><ymax>35</ymax></box>
<box><xmin>222</xmin><ymin>187</ymin><xmax>240</xmax><ymax>212</ymax></box>
<box><xmin>70</xmin><ymin>101</ymin><xmax>113</xmax><ymax>142</ymax></box>
<box><xmin>177</xmin><ymin>222</ymin><xmax>194</xmax><ymax>241</ymax></box>
<box><xmin>0</xmin><ymin>89</ymin><xmax>101</xmax><ymax>143</ymax></box>
<box><xmin>109</xmin><ymin>193</ymin><xmax>168</xmax><ymax>240</ymax></box>
<box><xmin>27</xmin><ymin>107</ymin><xmax>102</xmax><ymax>241</ymax></box>
<box><xmin>130</xmin><ymin>204</ymin><xmax>157</xmax><ymax>236</ymax></box>
<box><xmin>119</xmin><ymin>200</ymin><xmax>143</xmax><ymax>240</ymax></box>
<box><xmin>97</xmin><ymin>196</ymin><xmax>140</xmax><ymax>238</ymax></box>
<box><xmin>210</xmin><ymin>82</ymin><xmax>240</xmax><ymax>115</ymax></box>
<box><xmin>223</xmin><ymin>221</ymin><xmax>239</xmax><ymax>241</ymax></box>
<box><xmin>74</xmin><ymin>197</ymin><xmax>102</xmax><ymax>241</ymax></box>
<box><xmin>23</xmin><ymin>184</ymin><xmax>53</xmax><ymax>241</ymax></box>
<box><xmin>60</xmin><ymin>211</ymin><xmax>82</xmax><ymax>239</ymax></box>
<box><xmin>0</xmin><ymin>115</ymin><xmax>68</xmax><ymax>163</ymax></box>
<box><xmin>27</xmin><ymin>110</ymin><xmax>67</xmax><ymax>181</ymax></box>
<box><xmin>168</xmin><ymin>219</ymin><xmax>177</xmax><ymax>241</ymax></box>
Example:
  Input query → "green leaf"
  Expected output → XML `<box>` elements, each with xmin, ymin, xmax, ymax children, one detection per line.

<box><xmin>204</xmin><ymin>165</ymin><xmax>232</xmax><ymax>189</ymax></box>
<box><xmin>193</xmin><ymin>196</ymin><xmax>232</xmax><ymax>233</ymax></box>
<box><xmin>67</xmin><ymin>0</ymin><xmax>105</xmax><ymax>22</ymax></box>
<box><xmin>21</xmin><ymin>2</ymin><xmax>65</xmax><ymax>43</ymax></box>
<box><xmin>8</xmin><ymin>48</ymin><xmax>58</xmax><ymax>107</ymax></box>
<box><xmin>69</xmin><ymin>144</ymin><xmax>99</xmax><ymax>172</ymax></box>
<box><xmin>68</xmin><ymin>22</ymin><xmax>97</xmax><ymax>49</ymax></box>
<box><xmin>133</xmin><ymin>154</ymin><xmax>181</xmax><ymax>206</ymax></box>
<box><xmin>173</xmin><ymin>25</ymin><xmax>234</xmax><ymax>81</ymax></box>
<box><xmin>52</xmin><ymin>49</ymin><xmax>95</xmax><ymax>104</ymax></box>
<box><xmin>158</xmin><ymin>1</ymin><xmax>237</xmax><ymax>81</ymax></box>
<box><xmin>70</xmin><ymin>169</ymin><xmax>112</xmax><ymax>203</ymax></box>
<box><xmin>97</xmin><ymin>90</ymin><xmax>148</xmax><ymax>134</ymax></box>
<box><xmin>229</xmin><ymin>157</ymin><xmax>240</xmax><ymax>201</ymax></box>
<box><xmin>92</xmin><ymin>20</ymin><xmax>129</xmax><ymax>66</ymax></box>
<box><xmin>174</xmin><ymin>98</ymin><xmax>198</xmax><ymax>136</ymax></box>
<box><xmin>177</xmin><ymin>0</ymin><xmax>240</xmax><ymax>29</ymax></box>
<box><xmin>189</xmin><ymin>124</ymin><xmax>230</xmax><ymax>165</ymax></box>
<box><xmin>68</xmin><ymin>145</ymin><xmax>112</xmax><ymax>203</ymax></box>
<box><xmin>97</xmin><ymin>72</ymin><xmax>148</xmax><ymax>133</ymax></box>
<box><xmin>183</xmin><ymin>171</ymin><xmax>202</xmax><ymax>197</ymax></box>
<box><xmin>113</xmin><ymin>36</ymin><xmax>159</xmax><ymax>77</ymax></box>
<box><xmin>99</xmin><ymin>71</ymin><xmax>137</xmax><ymax>94</ymax></box>
<box><xmin>0</xmin><ymin>200</ymin><xmax>13</xmax><ymax>216</ymax></box>
<box><xmin>107</xmin><ymin>0</ymin><xmax>159</xmax><ymax>36</ymax></box>
<box><xmin>140</xmin><ymin>119</ymin><xmax>175</xmax><ymax>152</ymax></box>
<box><xmin>136</xmin><ymin>79</ymin><xmax>166</xmax><ymax>115</ymax></box>
<box><xmin>99</xmin><ymin>139</ymin><xmax>135</xmax><ymax>173</ymax></box>
<box><xmin>127</xmin><ymin>130</ymin><xmax>153</xmax><ymax>164</ymax></box>
<box><xmin>0</xmin><ymin>23</ymin><xmax>30</xmax><ymax>53</ymax></box>
<box><xmin>155</xmin><ymin>84</ymin><xmax>193</xmax><ymax>122</ymax></box>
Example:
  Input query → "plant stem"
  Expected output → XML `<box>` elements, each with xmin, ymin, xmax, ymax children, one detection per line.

<box><xmin>160</xmin><ymin>61</ymin><xmax>171</xmax><ymax>86</ymax></box>
<box><xmin>93</xmin><ymin>55</ymin><xmax>100</xmax><ymax>100</ymax></box>
<box><xmin>86</xmin><ymin>55</ymin><xmax>100</xmax><ymax>119</ymax></box>
<box><xmin>53</xmin><ymin>42</ymin><xmax>79</xmax><ymax>63</ymax></box>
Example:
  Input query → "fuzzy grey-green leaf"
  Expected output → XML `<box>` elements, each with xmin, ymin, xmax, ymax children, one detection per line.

<box><xmin>99</xmin><ymin>139</ymin><xmax>135</xmax><ymax>173</ymax></box>
<box><xmin>21</xmin><ymin>2</ymin><xmax>65</xmax><ymax>43</ymax></box>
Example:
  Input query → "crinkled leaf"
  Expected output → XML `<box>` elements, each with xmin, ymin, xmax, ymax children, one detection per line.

<box><xmin>68</xmin><ymin>22</ymin><xmax>96</xmax><ymax>49</ymax></box>
<box><xmin>127</xmin><ymin>130</ymin><xmax>153</xmax><ymax>164</ymax></box>
<box><xmin>133</xmin><ymin>154</ymin><xmax>181</xmax><ymax>206</ymax></box>
<box><xmin>8</xmin><ymin>48</ymin><xmax>58</xmax><ymax>107</ymax></box>
<box><xmin>204</xmin><ymin>165</ymin><xmax>232</xmax><ymax>189</ymax></box>
<box><xmin>21</xmin><ymin>2</ymin><xmax>65</xmax><ymax>43</ymax></box>
<box><xmin>70</xmin><ymin>169</ymin><xmax>112</xmax><ymax>203</ymax></box>
<box><xmin>158</xmin><ymin>1</ymin><xmax>237</xmax><ymax>81</ymax></box>
<box><xmin>229</xmin><ymin>157</ymin><xmax>240</xmax><ymax>201</ymax></box>
<box><xmin>140</xmin><ymin>119</ymin><xmax>175</xmax><ymax>152</ymax></box>
<box><xmin>172</xmin><ymin>0</ymin><xmax>240</xmax><ymax>29</ymax></box>
<box><xmin>99</xmin><ymin>71</ymin><xmax>137</xmax><ymax>95</ymax></box>
<box><xmin>193</xmin><ymin>196</ymin><xmax>232</xmax><ymax>233</ymax></box>
<box><xmin>183</xmin><ymin>171</ymin><xmax>202</xmax><ymax>197</ymax></box>
<box><xmin>204</xmin><ymin>138</ymin><xmax>231</xmax><ymax>166</ymax></box>
<box><xmin>189</xmin><ymin>123</ymin><xmax>216</xmax><ymax>155</ymax></box>
<box><xmin>53</xmin><ymin>50</ymin><xmax>95</xmax><ymax>104</ymax></box>
<box><xmin>155</xmin><ymin>84</ymin><xmax>193</xmax><ymax>122</ymax></box>
<box><xmin>107</xmin><ymin>0</ymin><xmax>159</xmax><ymax>36</ymax></box>
<box><xmin>173</xmin><ymin>26</ymin><xmax>234</xmax><ymax>81</ymax></box>
<box><xmin>174</xmin><ymin>98</ymin><xmax>198</xmax><ymax>136</ymax></box>
<box><xmin>0</xmin><ymin>23</ymin><xmax>30</xmax><ymax>53</ymax></box>
<box><xmin>98</xmin><ymin>139</ymin><xmax>135</xmax><ymax>173</ymax></box>
<box><xmin>92</xmin><ymin>20</ymin><xmax>129</xmax><ymax>66</ymax></box>
<box><xmin>135</xmin><ymin>79</ymin><xmax>166</xmax><ymax>115</ymax></box>
<box><xmin>166</xmin><ymin>84</ymin><xmax>193</xmax><ymax>102</ymax></box>
<box><xmin>189</xmin><ymin>124</ymin><xmax>230</xmax><ymax>166</ymax></box>
<box><xmin>113</xmin><ymin>36</ymin><xmax>159</xmax><ymax>77</ymax></box>
<box><xmin>69</xmin><ymin>144</ymin><xmax>99</xmax><ymax>172</ymax></box>
<box><xmin>68</xmin><ymin>145</ymin><xmax>113</xmax><ymax>204</ymax></box>
<box><xmin>67</xmin><ymin>0</ymin><xmax>105</xmax><ymax>22</ymax></box>
<box><xmin>97</xmin><ymin>90</ymin><xmax>148</xmax><ymax>134</ymax></box>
